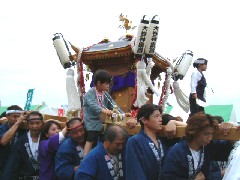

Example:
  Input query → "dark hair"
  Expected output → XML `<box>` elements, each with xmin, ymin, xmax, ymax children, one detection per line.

<box><xmin>26</xmin><ymin>111</ymin><xmax>43</xmax><ymax>121</ymax></box>
<box><xmin>212</xmin><ymin>116</ymin><xmax>224</xmax><ymax>124</ymax></box>
<box><xmin>104</xmin><ymin>125</ymin><xmax>128</xmax><ymax>143</ymax></box>
<box><xmin>0</xmin><ymin>111</ymin><xmax>6</xmax><ymax>118</ymax></box>
<box><xmin>162</xmin><ymin>113</ymin><xmax>177</xmax><ymax>125</ymax></box>
<box><xmin>137</xmin><ymin>104</ymin><xmax>162</xmax><ymax>128</ymax></box>
<box><xmin>185</xmin><ymin>112</ymin><xmax>218</xmax><ymax>142</ymax></box>
<box><xmin>7</xmin><ymin>105</ymin><xmax>23</xmax><ymax>111</ymax></box>
<box><xmin>193</xmin><ymin>58</ymin><xmax>208</xmax><ymax>68</ymax></box>
<box><xmin>93</xmin><ymin>69</ymin><xmax>112</xmax><ymax>86</ymax></box>
<box><xmin>41</xmin><ymin>120</ymin><xmax>62</xmax><ymax>140</ymax></box>
<box><xmin>66</xmin><ymin>117</ymin><xmax>83</xmax><ymax>128</ymax></box>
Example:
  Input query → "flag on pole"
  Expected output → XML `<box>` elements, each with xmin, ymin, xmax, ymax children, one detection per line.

<box><xmin>24</xmin><ymin>89</ymin><xmax>35</xmax><ymax>110</ymax></box>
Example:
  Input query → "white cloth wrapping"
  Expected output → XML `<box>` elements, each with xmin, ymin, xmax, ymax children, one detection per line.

<box><xmin>223</xmin><ymin>140</ymin><xmax>240</xmax><ymax>180</ymax></box>
<box><xmin>66</xmin><ymin>69</ymin><xmax>81</xmax><ymax>111</ymax></box>
<box><xmin>133</xmin><ymin>61</ymin><xmax>159</xmax><ymax>108</ymax></box>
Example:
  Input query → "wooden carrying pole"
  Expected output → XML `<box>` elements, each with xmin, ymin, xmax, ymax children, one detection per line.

<box><xmin>123</xmin><ymin>124</ymin><xmax>240</xmax><ymax>141</ymax></box>
<box><xmin>5</xmin><ymin>114</ymin><xmax>237</xmax><ymax>141</ymax></box>
<box><xmin>103</xmin><ymin>117</ymin><xmax>240</xmax><ymax>141</ymax></box>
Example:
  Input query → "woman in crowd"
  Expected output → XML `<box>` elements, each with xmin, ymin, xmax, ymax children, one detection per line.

<box><xmin>161</xmin><ymin>112</ymin><xmax>233</xmax><ymax>179</ymax></box>
<box><xmin>39</xmin><ymin>120</ymin><xmax>67</xmax><ymax>180</ymax></box>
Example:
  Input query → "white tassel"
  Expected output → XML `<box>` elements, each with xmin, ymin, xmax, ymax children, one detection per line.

<box><xmin>66</xmin><ymin>69</ymin><xmax>81</xmax><ymax>111</ymax></box>
<box><xmin>173</xmin><ymin>81</ymin><xmax>189</xmax><ymax>113</ymax></box>
<box><xmin>133</xmin><ymin>60</ymin><xmax>159</xmax><ymax>108</ymax></box>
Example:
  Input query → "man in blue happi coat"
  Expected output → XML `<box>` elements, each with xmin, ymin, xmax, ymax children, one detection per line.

<box><xmin>55</xmin><ymin>118</ymin><xmax>86</xmax><ymax>180</ymax></box>
<box><xmin>0</xmin><ymin>105</ymin><xmax>27</xmax><ymax>178</ymax></box>
<box><xmin>125</xmin><ymin>104</ymin><xmax>186</xmax><ymax>180</ymax></box>
<box><xmin>1</xmin><ymin>111</ymin><xmax>44</xmax><ymax>180</ymax></box>
<box><xmin>74</xmin><ymin>125</ymin><xmax>128</xmax><ymax>180</ymax></box>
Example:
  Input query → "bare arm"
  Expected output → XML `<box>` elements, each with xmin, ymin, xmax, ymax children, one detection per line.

<box><xmin>164</xmin><ymin>120</ymin><xmax>187</xmax><ymax>139</ymax></box>
<box><xmin>61</xmin><ymin>126</ymin><xmax>68</xmax><ymax>137</ymax></box>
<box><xmin>101</xmin><ymin>108</ymin><xmax>113</xmax><ymax>116</ymax></box>
<box><xmin>194</xmin><ymin>171</ymin><xmax>205</xmax><ymax>180</ymax></box>
<box><xmin>126</xmin><ymin>117</ymin><xmax>137</xmax><ymax>129</ymax></box>
<box><xmin>74</xmin><ymin>165</ymin><xmax>79</xmax><ymax>173</ymax></box>
<box><xmin>0</xmin><ymin>113</ymin><xmax>25</xmax><ymax>145</ymax></box>
<box><xmin>218</xmin><ymin>122</ymin><xmax>234</xmax><ymax>136</ymax></box>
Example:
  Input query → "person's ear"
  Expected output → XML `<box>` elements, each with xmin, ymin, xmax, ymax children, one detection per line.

<box><xmin>141</xmin><ymin>117</ymin><xmax>148</xmax><ymax>124</ymax></box>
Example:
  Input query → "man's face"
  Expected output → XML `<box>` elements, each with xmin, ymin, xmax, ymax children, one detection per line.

<box><xmin>144</xmin><ymin>110</ymin><xmax>163</xmax><ymax>132</ymax></box>
<box><xmin>68</xmin><ymin>121</ymin><xmax>85</xmax><ymax>144</ymax></box>
<box><xmin>7</xmin><ymin>113</ymin><xmax>21</xmax><ymax>127</ymax></box>
<box><xmin>107</xmin><ymin>135</ymin><xmax>126</xmax><ymax>155</ymax></box>
<box><xmin>27</xmin><ymin>115</ymin><xmax>43</xmax><ymax>136</ymax></box>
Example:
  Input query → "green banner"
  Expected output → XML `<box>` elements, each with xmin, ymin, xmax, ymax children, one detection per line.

<box><xmin>24</xmin><ymin>89</ymin><xmax>35</xmax><ymax>110</ymax></box>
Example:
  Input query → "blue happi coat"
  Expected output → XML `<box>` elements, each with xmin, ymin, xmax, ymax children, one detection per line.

<box><xmin>125</xmin><ymin>129</ymin><xmax>169</xmax><ymax>180</ymax></box>
<box><xmin>0</xmin><ymin>122</ymin><xmax>26</xmax><ymax>172</ymax></box>
<box><xmin>1</xmin><ymin>133</ymin><xmax>40</xmax><ymax>180</ymax></box>
<box><xmin>74</xmin><ymin>142</ymin><xmax>126</xmax><ymax>180</ymax></box>
<box><xmin>55</xmin><ymin>137</ymin><xmax>84</xmax><ymax>180</ymax></box>
<box><xmin>161</xmin><ymin>138</ymin><xmax>233</xmax><ymax>179</ymax></box>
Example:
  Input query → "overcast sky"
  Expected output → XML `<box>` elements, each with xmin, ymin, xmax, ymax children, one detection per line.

<box><xmin>1</xmin><ymin>0</ymin><xmax>240</xmax><ymax>119</ymax></box>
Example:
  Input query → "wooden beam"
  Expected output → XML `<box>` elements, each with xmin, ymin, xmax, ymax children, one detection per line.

<box><xmin>122</xmin><ymin>124</ymin><xmax>240</xmax><ymax>141</ymax></box>
<box><xmin>4</xmin><ymin>114</ymin><xmax>238</xmax><ymax>141</ymax></box>
<box><xmin>43</xmin><ymin>114</ymin><xmax>68</xmax><ymax>122</ymax></box>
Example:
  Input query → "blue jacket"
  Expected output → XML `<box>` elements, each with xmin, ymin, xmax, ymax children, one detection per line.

<box><xmin>125</xmin><ymin>129</ymin><xmax>169</xmax><ymax>180</ymax></box>
<box><xmin>75</xmin><ymin>142</ymin><xmax>126</xmax><ymax>180</ymax></box>
<box><xmin>55</xmin><ymin>137</ymin><xmax>84</xmax><ymax>180</ymax></box>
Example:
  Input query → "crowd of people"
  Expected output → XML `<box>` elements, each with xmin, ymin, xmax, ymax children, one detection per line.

<box><xmin>0</xmin><ymin>69</ymin><xmax>239</xmax><ymax>180</ymax></box>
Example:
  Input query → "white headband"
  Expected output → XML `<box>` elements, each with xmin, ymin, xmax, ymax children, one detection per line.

<box><xmin>6</xmin><ymin>110</ymin><xmax>23</xmax><ymax>115</ymax></box>
<box><xmin>194</xmin><ymin>59</ymin><xmax>204</xmax><ymax>64</ymax></box>
<box><xmin>194</xmin><ymin>59</ymin><xmax>207</xmax><ymax>64</ymax></box>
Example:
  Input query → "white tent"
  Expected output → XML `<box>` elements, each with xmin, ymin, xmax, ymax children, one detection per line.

<box><xmin>39</xmin><ymin>106</ymin><xmax>57</xmax><ymax>116</ymax></box>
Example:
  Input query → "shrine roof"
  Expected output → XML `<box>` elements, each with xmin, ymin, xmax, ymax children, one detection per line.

<box><xmin>84</xmin><ymin>40</ymin><xmax>131</xmax><ymax>52</ymax></box>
